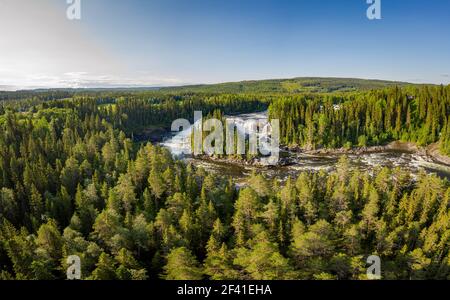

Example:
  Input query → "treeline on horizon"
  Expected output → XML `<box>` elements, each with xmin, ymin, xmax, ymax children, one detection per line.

<box><xmin>0</xmin><ymin>77</ymin><xmax>411</xmax><ymax>100</ymax></box>
<box><xmin>159</xmin><ymin>77</ymin><xmax>411</xmax><ymax>94</ymax></box>
<box><xmin>0</xmin><ymin>81</ymin><xmax>449</xmax><ymax>280</ymax></box>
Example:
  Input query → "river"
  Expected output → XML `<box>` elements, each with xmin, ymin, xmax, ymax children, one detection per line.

<box><xmin>160</xmin><ymin>111</ymin><xmax>450</xmax><ymax>184</ymax></box>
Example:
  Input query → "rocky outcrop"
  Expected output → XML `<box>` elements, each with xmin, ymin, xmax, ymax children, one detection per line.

<box><xmin>285</xmin><ymin>141</ymin><xmax>418</xmax><ymax>155</ymax></box>
<box><xmin>426</xmin><ymin>143</ymin><xmax>450</xmax><ymax>166</ymax></box>
<box><xmin>195</xmin><ymin>153</ymin><xmax>295</xmax><ymax>168</ymax></box>
<box><xmin>190</xmin><ymin>141</ymin><xmax>450</xmax><ymax>168</ymax></box>
<box><xmin>286</xmin><ymin>141</ymin><xmax>450</xmax><ymax>166</ymax></box>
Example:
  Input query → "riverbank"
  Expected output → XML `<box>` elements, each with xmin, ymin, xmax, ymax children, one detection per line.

<box><xmin>287</xmin><ymin>141</ymin><xmax>450</xmax><ymax>166</ymax></box>
<box><xmin>195</xmin><ymin>141</ymin><xmax>450</xmax><ymax>169</ymax></box>
<box><xmin>426</xmin><ymin>143</ymin><xmax>450</xmax><ymax>166</ymax></box>
<box><xmin>195</xmin><ymin>154</ymin><xmax>294</xmax><ymax>168</ymax></box>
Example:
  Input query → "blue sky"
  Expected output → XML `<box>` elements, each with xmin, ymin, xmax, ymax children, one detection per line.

<box><xmin>1</xmin><ymin>0</ymin><xmax>449</xmax><ymax>89</ymax></box>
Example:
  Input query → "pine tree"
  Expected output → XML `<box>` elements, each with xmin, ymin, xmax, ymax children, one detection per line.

<box><xmin>162</xmin><ymin>247</ymin><xmax>203</xmax><ymax>280</ymax></box>
<box><xmin>90</xmin><ymin>252</ymin><xmax>117</xmax><ymax>280</ymax></box>
<box><xmin>234</xmin><ymin>228</ymin><xmax>297</xmax><ymax>280</ymax></box>
<box><xmin>232</xmin><ymin>188</ymin><xmax>262</xmax><ymax>246</ymax></box>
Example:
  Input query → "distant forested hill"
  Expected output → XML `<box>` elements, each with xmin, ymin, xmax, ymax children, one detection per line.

<box><xmin>160</xmin><ymin>77</ymin><xmax>415</xmax><ymax>94</ymax></box>
<box><xmin>0</xmin><ymin>77</ymin><xmax>420</xmax><ymax>99</ymax></box>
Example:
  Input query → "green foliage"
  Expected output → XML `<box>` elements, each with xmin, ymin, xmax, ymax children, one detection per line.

<box><xmin>234</xmin><ymin>227</ymin><xmax>297</xmax><ymax>279</ymax></box>
<box><xmin>0</xmin><ymin>84</ymin><xmax>449</xmax><ymax>280</ymax></box>
<box><xmin>163</xmin><ymin>247</ymin><xmax>203</xmax><ymax>280</ymax></box>
<box><xmin>160</xmin><ymin>77</ymin><xmax>409</xmax><ymax>94</ymax></box>
<box><xmin>269</xmin><ymin>86</ymin><xmax>450</xmax><ymax>152</ymax></box>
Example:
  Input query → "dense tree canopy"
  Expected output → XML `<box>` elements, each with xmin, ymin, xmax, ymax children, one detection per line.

<box><xmin>0</xmin><ymin>83</ymin><xmax>449</xmax><ymax>280</ymax></box>
<box><xmin>269</xmin><ymin>86</ymin><xmax>450</xmax><ymax>154</ymax></box>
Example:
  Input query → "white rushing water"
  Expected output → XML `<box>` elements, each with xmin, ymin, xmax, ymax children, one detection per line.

<box><xmin>161</xmin><ymin>111</ymin><xmax>274</xmax><ymax>158</ymax></box>
<box><xmin>160</xmin><ymin>111</ymin><xmax>450</xmax><ymax>182</ymax></box>
<box><xmin>160</xmin><ymin>119</ymin><xmax>198</xmax><ymax>156</ymax></box>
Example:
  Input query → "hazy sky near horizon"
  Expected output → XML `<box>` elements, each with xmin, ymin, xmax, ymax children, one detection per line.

<box><xmin>0</xmin><ymin>0</ymin><xmax>449</xmax><ymax>90</ymax></box>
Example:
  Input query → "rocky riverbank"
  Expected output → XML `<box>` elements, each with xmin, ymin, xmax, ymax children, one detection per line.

<box><xmin>191</xmin><ymin>141</ymin><xmax>450</xmax><ymax>169</ymax></box>
<box><xmin>426</xmin><ymin>143</ymin><xmax>450</xmax><ymax>166</ymax></box>
<box><xmin>286</xmin><ymin>141</ymin><xmax>450</xmax><ymax>166</ymax></box>
<box><xmin>195</xmin><ymin>154</ymin><xmax>296</xmax><ymax>168</ymax></box>
<box><xmin>181</xmin><ymin>141</ymin><xmax>450</xmax><ymax>170</ymax></box>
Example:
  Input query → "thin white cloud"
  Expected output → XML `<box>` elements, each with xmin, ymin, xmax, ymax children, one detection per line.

<box><xmin>0</xmin><ymin>71</ymin><xmax>186</xmax><ymax>90</ymax></box>
<box><xmin>54</xmin><ymin>72</ymin><xmax>185</xmax><ymax>88</ymax></box>
<box><xmin>0</xmin><ymin>0</ymin><xmax>184</xmax><ymax>90</ymax></box>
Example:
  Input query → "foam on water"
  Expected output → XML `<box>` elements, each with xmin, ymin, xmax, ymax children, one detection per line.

<box><xmin>160</xmin><ymin>111</ymin><xmax>450</xmax><ymax>182</ymax></box>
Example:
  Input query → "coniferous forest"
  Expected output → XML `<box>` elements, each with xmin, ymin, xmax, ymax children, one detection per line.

<box><xmin>0</xmin><ymin>80</ymin><xmax>450</xmax><ymax>280</ymax></box>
